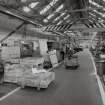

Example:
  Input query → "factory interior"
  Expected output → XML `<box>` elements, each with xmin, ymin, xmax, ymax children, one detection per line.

<box><xmin>0</xmin><ymin>0</ymin><xmax>105</xmax><ymax>105</ymax></box>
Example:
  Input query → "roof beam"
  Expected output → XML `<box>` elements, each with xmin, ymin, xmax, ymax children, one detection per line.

<box><xmin>0</xmin><ymin>22</ymin><xmax>25</xmax><ymax>43</ymax></box>
<box><xmin>62</xmin><ymin>7</ymin><xmax>104</xmax><ymax>13</ymax></box>
<box><xmin>69</xmin><ymin>27</ymin><xmax>105</xmax><ymax>32</ymax></box>
<box><xmin>0</xmin><ymin>5</ymin><xmax>42</xmax><ymax>27</ymax></box>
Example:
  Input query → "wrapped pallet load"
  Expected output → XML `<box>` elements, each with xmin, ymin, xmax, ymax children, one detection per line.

<box><xmin>4</xmin><ymin>63</ymin><xmax>24</xmax><ymax>83</ymax></box>
<box><xmin>17</xmin><ymin>63</ymin><xmax>55</xmax><ymax>90</ymax></box>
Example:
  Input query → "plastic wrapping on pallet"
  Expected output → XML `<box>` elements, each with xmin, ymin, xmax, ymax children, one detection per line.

<box><xmin>20</xmin><ymin>57</ymin><xmax>44</xmax><ymax>65</ymax></box>
<box><xmin>17</xmin><ymin>66</ymin><xmax>55</xmax><ymax>88</ymax></box>
<box><xmin>4</xmin><ymin>60</ymin><xmax>55</xmax><ymax>88</ymax></box>
<box><xmin>4</xmin><ymin>64</ymin><xmax>24</xmax><ymax>83</ymax></box>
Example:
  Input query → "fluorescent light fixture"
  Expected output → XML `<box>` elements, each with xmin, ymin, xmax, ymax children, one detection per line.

<box><xmin>64</xmin><ymin>15</ymin><xmax>70</xmax><ymax>20</ymax></box>
<box><xmin>23</xmin><ymin>7</ymin><xmax>31</xmax><ymax>12</ymax></box>
<box><xmin>55</xmin><ymin>4</ymin><xmax>64</xmax><ymax>12</ymax></box>
<box><xmin>54</xmin><ymin>16</ymin><xmax>60</xmax><ymax>21</ymax></box>
<box><xmin>47</xmin><ymin>13</ymin><xmax>54</xmax><ymax>19</ymax></box>
<box><xmin>40</xmin><ymin>0</ymin><xmax>59</xmax><ymax>15</ymax></box>
<box><xmin>43</xmin><ymin>19</ymin><xmax>48</xmax><ymax>23</ymax></box>
<box><xmin>29</xmin><ymin>2</ymin><xmax>39</xmax><ymax>8</ymax></box>
<box><xmin>61</xmin><ymin>12</ymin><xmax>66</xmax><ymax>16</ymax></box>
<box><xmin>57</xmin><ymin>20</ymin><xmax>63</xmax><ymax>25</ymax></box>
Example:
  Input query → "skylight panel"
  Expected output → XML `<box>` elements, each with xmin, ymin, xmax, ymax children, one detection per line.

<box><xmin>40</xmin><ymin>0</ymin><xmax>59</xmax><ymax>15</ymax></box>
<box><xmin>29</xmin><ymin>2</ymin><xmax>39</xmax><ymax>8</ymax></box>
<box><xmin>23</xmin><ymin>7</ymin><xmax>31</xmax><ymax>12</ymax></box>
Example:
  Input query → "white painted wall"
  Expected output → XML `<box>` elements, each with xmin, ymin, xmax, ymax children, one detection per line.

<box><xmin>0</xmin><ymin>29</ymin><xmax>49</xmax><ymax>57</ymax></box>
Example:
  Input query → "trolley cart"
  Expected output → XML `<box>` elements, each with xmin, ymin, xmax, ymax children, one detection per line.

<box><xmin>64</xmin><ymin>55</ymin><xmax>79</xmax><ymax>70</ymax></box>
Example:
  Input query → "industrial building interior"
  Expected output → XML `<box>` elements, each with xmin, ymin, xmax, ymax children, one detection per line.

<box><xmin>0</xmin><ymin>0</ymin><xmax>105</xmax><ymax>105</ymax></box>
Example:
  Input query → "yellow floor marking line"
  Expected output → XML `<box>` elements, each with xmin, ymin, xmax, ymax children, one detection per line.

<box><xmin>0</xmin><ymin>87</ymin><xmax>21</xmax><ymax>101</ymax></box>
<box><xmin>90</xmin><ymin>51</ymin><xmax>105</xmax><ymax>105</ymax></box>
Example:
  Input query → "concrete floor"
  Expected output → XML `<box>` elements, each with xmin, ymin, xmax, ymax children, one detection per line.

<box><xmin>0</xmin><ymin>49</ymin><xmax>103</xmax><ymax>105</ymax></box>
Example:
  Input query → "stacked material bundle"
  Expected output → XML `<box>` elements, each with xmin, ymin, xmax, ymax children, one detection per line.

<box><xmin>4</xmin><ymin>57</ymin><xmax>44</xmax><ymax>83</ymax></box>
<box><xmin>4</xmin><ymin>64</ymin><xmax>24</xmax><ymax>83</ymax></box>
<box><xmin>17</xmin><ymin>64</ymin><xmax>55</xmax><ymax>89</ymax></box>
<box><xmin>20</xmin><ymin>57</ymin><xmax>44</xmax><ymax>66</ymax></box>
<box><xmin>1</xmin><ymin>46</ymin><xmax>20</xmax><ymax>60</ymax></box>
<box><xmin>4</xmin><ymin>57</ymin><xmax>55</xmax><ymax>89</ymax></box>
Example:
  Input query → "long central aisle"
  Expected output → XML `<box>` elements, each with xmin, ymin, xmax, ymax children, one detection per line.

<box><xmin>0</xmin><ymin>49</ymin><xmax>103</xmax><ymax>105</ymax></box>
